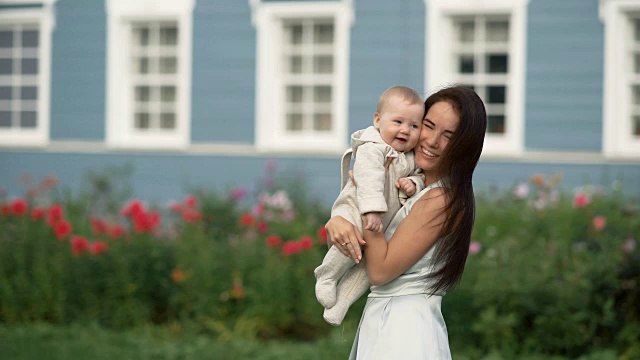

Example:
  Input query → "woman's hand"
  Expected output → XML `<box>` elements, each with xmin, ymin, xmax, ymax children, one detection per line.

<box><xmin>325</xmin><ymin>216</ymin><xmax>366</xmax><ymax>263</ymax></box>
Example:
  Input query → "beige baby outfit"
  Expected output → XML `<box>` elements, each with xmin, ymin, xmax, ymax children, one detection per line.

<box><xmin>314</xmin><ymin>126</ymin><xmax>424</xmax><ymax>325</ymax></box>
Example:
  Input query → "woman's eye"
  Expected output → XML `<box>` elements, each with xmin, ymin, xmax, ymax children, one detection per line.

<box><xmin>394</xmin><ymin>120</ymin><xmax>401</xmax><ymax>124</ymax></box>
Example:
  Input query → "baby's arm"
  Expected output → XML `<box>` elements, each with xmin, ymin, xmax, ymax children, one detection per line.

<box><xmin>353</xmin><ymin>144</ymin><xmax>387</xmax><ymax>233</ymax></box>
<box><xmin>396</xmin><ymin>177</ymin><xmax>417</xmax><ymax>197</ymax></box>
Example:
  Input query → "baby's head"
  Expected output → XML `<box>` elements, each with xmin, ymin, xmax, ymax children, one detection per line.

<box><xmin>373</xmin><ymin>86</ymin><xmax>424</xmax><ymax>153</ymax></box>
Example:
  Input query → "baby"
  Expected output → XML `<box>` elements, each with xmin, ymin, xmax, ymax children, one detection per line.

<box><xmin>314</xmin><ymin>85</ymin><xmax>425</xmax><ymax>325</ymax></box>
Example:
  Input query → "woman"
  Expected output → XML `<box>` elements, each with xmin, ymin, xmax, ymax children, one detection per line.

<box><xmin>326</xmin><ymin>85</ymin><xmax>487</xmax><ymax>359</ymax></box>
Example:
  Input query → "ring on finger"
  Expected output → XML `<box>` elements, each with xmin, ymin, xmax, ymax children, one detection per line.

<box><xmin>341</xmin><ymin>242</ymin><xmax>348</xmax><ymax>246</ymax></box>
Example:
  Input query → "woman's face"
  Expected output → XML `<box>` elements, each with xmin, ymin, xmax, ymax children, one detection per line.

<box><xmin>414</xmin><ymin>101</ymin><xmax>460</xmax><ymax>176</ymax></box>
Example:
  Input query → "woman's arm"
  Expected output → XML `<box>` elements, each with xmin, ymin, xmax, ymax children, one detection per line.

<box><xmin>363</xmin><ymin>188</ymin><xmax>448</xmax><ymax>286</ymax></box>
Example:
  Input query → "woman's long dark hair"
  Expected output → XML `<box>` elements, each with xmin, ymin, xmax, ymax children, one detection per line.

<box><xmin>424</xmin><ymin>85</ymin><xmax>487</xmax><ymax>295</ymax></box>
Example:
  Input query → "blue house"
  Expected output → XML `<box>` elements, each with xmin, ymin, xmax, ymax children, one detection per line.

<box><xmin>0</xmin><ymin>0</ymin><xmax>638</xmax><ymax>205</ymax></box>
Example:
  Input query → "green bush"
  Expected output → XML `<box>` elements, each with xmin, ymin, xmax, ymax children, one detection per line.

<box><xmin>0</xmin><ymin>169</ymin><xmax>638</xmax><ymax>358</ymax></box>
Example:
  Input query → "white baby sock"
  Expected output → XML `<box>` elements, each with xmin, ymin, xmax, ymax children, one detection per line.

<box><xmin>323</xmin><ymin>260</ymin><xmax>370</xmax><ymax>326</ymax></box>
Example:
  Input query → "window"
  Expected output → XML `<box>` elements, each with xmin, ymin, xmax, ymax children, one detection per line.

<box><xmin>601</xmin><ymin>0</ymin><xmax>640</xmax><ymax>158</ymax></box>
<box><xmin>106</xmin><ymin>0</ymin><xmax>195</xmax><ymax>149</ymax></box>
<box><xmin>252</xmin><ymin>1</ymin><xmax>352</xmax><ymax>152</ymax></box>
<box><xmin>425</xmin><ymin>0</ymin><xmax>528</xmax><ymax>156</ymax></box>
<box><xmin>0</xmin><ymin>2</ymin><xmax>55</xmax><ymax>147</ymax></box>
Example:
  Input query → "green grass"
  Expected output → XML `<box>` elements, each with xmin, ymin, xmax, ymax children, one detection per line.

<box><xmin>0</xmin><ymin>323</ymin><xmax>619</xmax><ymax>360</ymax></box>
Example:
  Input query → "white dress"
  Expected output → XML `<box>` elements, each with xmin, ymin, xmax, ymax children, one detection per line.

<box><xmin>348</xmin><ymin>182</ymin><xmax>452</xmax><ymax>360</ymax></box>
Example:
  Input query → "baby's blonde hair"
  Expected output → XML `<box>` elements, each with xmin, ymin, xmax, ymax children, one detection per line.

<box><xmin>376</xmin><ymin>86</ymin><xmax>424</xmax><ymax>113</ymax></box>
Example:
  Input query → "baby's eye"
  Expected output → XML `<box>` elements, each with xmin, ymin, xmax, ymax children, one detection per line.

<box><xmin>412</xmin><ymin>124</ymin><xmax>419</xmax><ymax>129</ymax></box>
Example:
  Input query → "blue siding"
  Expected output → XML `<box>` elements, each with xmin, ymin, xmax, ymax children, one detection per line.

<box><xmin>525</xmin><ymin>0</ymin><xmax>603</xmax><ymax>151</ymax></box>
<box><xmin>1</xmin><ymin>152</ymin><xmax>639</xmax><ymax>206</ymax></box>
<box><xmin>349</xmin><ymin>0</ymin><xmax>425</xmax><ymax>136</ymax></box>
<box><xmin>50</xmin><ymin>0</ymin><xmax>107</xmax><ymax>141</ymax></box>
<box><xmin>191</xmin><ymin>0</ymin><xmax>256</xmax><ymax>143</ymax></box>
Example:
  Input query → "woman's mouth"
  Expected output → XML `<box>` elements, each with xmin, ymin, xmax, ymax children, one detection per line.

<box><xmin>421</xmin><ymin>147</ymin><xmax>438</xmax><ymax>158</ymax></box>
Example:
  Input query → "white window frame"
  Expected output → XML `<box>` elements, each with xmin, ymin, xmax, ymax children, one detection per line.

<box><xmin>251</xmin><ymin>0</ymin><xmax>353</xmax><ymax>153</ymax></box>
<box><xmin>425</xmin><ymin>0</ymin><xmax>528</xmax><ymax>157</ymax></box>
<box><xmin>105</xmin><ymin>0</ymin><xmax>194</xmax><ymax>149</ymax></box>
<box><xmin>600</xmin><ymin>0</ymin><xmax>640</xmax><ymax>159</ymax></box>
<box><xmin>0</xmin><ymin>0</ymin><xmax>56</xmax><ymax>147</ymax></box>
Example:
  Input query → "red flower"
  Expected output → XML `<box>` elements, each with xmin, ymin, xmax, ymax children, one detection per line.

<box><xmin>31</xmin><ymin>207</ymin><xmax>45</xmax><ymax>221</ymax></box>
<box><xmin>54</xmin><ymin>220</ymin><xmax>72</xmax><ymax>240</ymax></box>
<box><xmin>70</xmin><ymin>235</ymin><xmax>89</xmax><ymax>255</ymax></box>
<box><xmin>183</xmin><ymin>195</ymin><xmax>197</xmax><ymax>208</ymax></box>
<box><xmin>171</xmin><ymin>268</ymin><xmax>185</xmax><ymax>283</ymax></box>
<box><xmin>169</xmin><ymin>201</ymin><xmax>183</xmax><ymax>213</ymax></box>
<box><xmin>46</xmin><ymin>204</ymin><xmax>64</xmax><ymax>226</ymax></box>
<box><xmin>257</xmin><ymin>221</ymin><xmax>269</xmax><ymax>233</ymax></box>
<box><xmin>240</xmin><ymin>212</ymin><xmax>255</xmax><ymax>227</ymax></box>
<box><xmin>90</xmin><ymin>217</ymin><xmax>109</xmax><ymax>235</ymax></box>
<box><xmin>317</xmin><ymin>226</ymin><xmax>328</xmax><ymax>244</ymax></box>
<box><xmin>38</xmin><ymin>175</ymin><xmax>58</xmax><ymax>190</ymax></box>
<box><xmin>573</xmin><ymin>193</ymin><xmax>590</xmax><ymax>208</ymax></box>
<box><xmin>266</xmin><ymin>234</ymin><xmax>282</xmax><ymax>247</ymax></box>
<box><xmin>89</xmin><ymin>241</ymin><xmax>109</xmax><ymax>255</ymax></box>
<box><xmin>132</xmin><ymin>210</ymin><xmax>160</xmax><ymax>234</ymax></box>
<box><xmin>1</xmin><ymin>204</ymin><xmax>10</xmax><ymax>216</ymax></box>
<box><xmin>299</xmin><ymin>235</ymin><xmax>313</xmax><ymax>249</ymax></box>
<box><xmin>282</xmin><ymin>240</ymin><xmax>303</xmax><ymax>256</ymax></box>
<box><xmin>121</xmin><ymin>200</ymin><xmax>146</xmax><ymax>218</ymax></box>
<box><xmin>108</xmin><ymin>224</ymin><xmax>126</xmax><ymax>240</ymax></box>
<box><xmin>10</xmin><ymin>198</ymin><xmax>28</xmax><ymax>216</ymax></box>
<box><xmin>182</xmin><ymin>209</ymin><xmax>202</xmax><ymax>223</ymax></box>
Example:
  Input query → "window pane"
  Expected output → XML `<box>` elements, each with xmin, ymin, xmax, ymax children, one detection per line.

<box><xmin>20</xmin><ymin>86</ymin><xmax>37</xmax><ymax>100</ymax></box>
<box><xmin>313</xmin><ymin>55</ymin><xmax>333</xmax><ymax>73</ymax></box>
<box><xmin>20</xmin><ymin>111</ymin><xmax>36</xmax><ymax>128</ymax></box>
<box><xmin>135</xmin><ymin>113</ymin><xmax>151</xmax><ymax>129</ymax></box>
<box><xmin>313</xmin><ymin>23</ymin><xmax>333</xmax><ymax>44</ymax></box>
<box><xmin>487</xmin><ymin>54</ymin><xmax>508</xmax><ymax>73</ymax></box>
<box><xmin>159</xmin><ymin>26</ymin><xmax>178</xmax><ymax>46</ymax></box>
<box><xmin>635</xmin><ymin>19</ymin><xmax>640</xmax><ymax>42</ymax></box>
<box><xmin>134</xmin><ymin>57</ymin><xmax>149</xmax><ymax>74</ymax></box>
<box><xmin>634</xmin><ymin>116</ymin><xmax>640</xmax><ymax>136</ymax></box>
<box><xmin>161</xmin><ymin>86</ymin><xmax>176</xmax><ymax>102</ymax></box>
<box><xmin>286</xmin><ymin>113</ymin><xmax>303</xmax><ymax>131</ymax></box>
<box><xmin>0</xmin><ymin>111</ymin><xmax>11</xmax><ymax>127</ymax></box>
<box><xmin>488</xmin><ymin>115</ymin><xmax>505</xmax><ymax>133</ymax></box>
<box><xmin>313</xmin><ymin>113</ymin><xmax>332</xmax><ymax>131</ymax></box>
<box><xmin>134</xmin><ymin>27</ymin><xmax>150</xmax><ymax>46</ymax></box>
<box><xmin>0</xmin><ymin>31</ymin><xmax>13</xmax><ymax>48</ymax></box>
<box><xmin>635</xmin><ymin>54</ymin><xmax>640</xmax><ymax>74</ymax></box>
<box><xmin>160</xmin><ymin>113</ymin><xmax>175</xmax><ymax>129</ymax></box>
<box><xmin>487</xmin><ymin>86</ymin><xmax>506</xmax><ymax>104</ymax></box>
<box><xmin>159</xmin><ymin>57</ymin><xmax>177</xmax><ymax>74</ymax></box>
<box><xmin>459</xmin><ymin>55</ymin><xmax>474</xmax><ymax>73</ymax></box>
<box><xmin>135</xmin><ymin>86</ymin><xmax>150</xmax><ymax>102</ymax></box>
<box><xmin>288</xmin><ymin>56</ymin><xmax>303</xmax><ymax>74</ymax></box>
<box><xmin>287</xmin><ymin>24</ymin><xmax>303</xmax><ymax>45</ymax></box>
<box><xmin>287</xmin><ymin>86</ymin><xmax>303</xmax><ymax>103</ymax></box>
<box><xmin>459</xmin><ymin>21</ymin><xmax>475</xmax><ymax>43</ymax></box>
<box><xmin>0</xmin><ymin>59</ymin><xmax>13</xmax><ymax>74</ymax></box>
<box><xmin>634</xmin><ymin>85</ymin><xmax>640</xmax><ymax>105</ymax></box>
<box><xmin>314</xmin><ymin>86</ymin><xmax>331</xmax><ymax>103</ymax></box>
<box><xmin>0</xmin><ymin>86</ymin><xmax>12</xmax><ymax>100</ymax></box>
<box><xmin>21</xmin><ymin>58</ymin><xmax>38</xmax><ymax>74</ymax></box>
<box><xmin>486</xmin><ymin>21</ymin><xmax>509</xmax><ymax>42</ymax></box>
<box><xmin>21</xmin><ymin>30</ymin><xmax>38</xmax><ymax>48</ymax></box>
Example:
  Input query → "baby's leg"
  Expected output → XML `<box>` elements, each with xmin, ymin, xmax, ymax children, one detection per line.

<box><xmin>314</xmin><ymin>245</ymin><xmax>356</xmax><ymax>308</ymax></box>
<box><xmin>323</xmin><ymin>260</ymin><xmax>369</xmax><ymax>326</ymax></box>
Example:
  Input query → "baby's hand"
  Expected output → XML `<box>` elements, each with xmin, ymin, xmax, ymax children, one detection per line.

<box><xmin>363</xmin><ymin>212</ymin><xmax>383</xmax><ymax>232</ymax></box>
<box><xmin>396</xmin><ymin>177</ymin><xmax>417</xmax><ymax>197</ymax></box>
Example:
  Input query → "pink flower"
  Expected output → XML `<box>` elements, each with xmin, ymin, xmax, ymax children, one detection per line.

<box><xmin>257</xmin><ymin>221</ymin><xmax>269</xmax><ymax>233</ymax></box>
<box><xmin>31</xmin><ymin>207</ymin><xmax>45</xmax><ymax>221</ymax></box>
<box><xmin>121</xmin><ymin>200</ymin><xmax>146</xmax><ymax>218</ymax></box>
<box><xmin>469</xmin><ymin>241</ymin><xmax>482</xmax><ymax>254</ymax></box>
<box><xmin>265</xmin><ymin>159</ymin><xmax>277</xmax><ymax>172</ymax></box>
<box><xmin>622</xmin><ymin>238</ymin><xmax>636</xmax><ymax>254</ymax></box>
<box><xmin>592</xmin><ymin>216</ymin><xmax>607</xmax><ymax>231</ymax></box>
<box><xmin>90</xmin><ymin>217</ymin><xmax>109</xmax><ymax>235</ymax></box>
<box><xmin>231</xmin><ymin>187</ymin><xmax>247</xmax><ymax>201</ymax></box>
<box><xmin>109</xmin><ymin>224</ymin><xmax>126</xmax><ymax>240</ymax></box>
<box><xmin>251</xmin><ymin>204</ymin><xmax>264</xmax><ymax>216</ymax></box>
<box><xmin>573</xmin><ymin>193</ymin><xmax>591</xmax><ymax>208</ymax></box>
<box><xmin>513</xmin><ymin>183</ymin><xmax>529</xmax><ymax>199</ymax></box>
<box><xmin>317</xmin><ymin>226</ymin><xmax>328</xmax><ymax>244</ymax></box>
<box><xmin>182</xmin><ymin>209</ymin><xmax>202</xmax><ymax>223</ymax></box>
<box><xmin>240</xmin><ymin>213</ymin><xmax>255</xmax><ymax>227</ymax></box>
<box><xmin>282</xmin><ymin>240</ymin><xmax>303</xmax><ymax>256</ymax></box>
<box><xmin>183</xmin><ymin>195</ymin><xmax>197</xmax><ymax>208</ymax></box>
<box><xmin>168</xmin><ymin>201</ymin><xmax>183</xmax><ymax>213</ymax></box>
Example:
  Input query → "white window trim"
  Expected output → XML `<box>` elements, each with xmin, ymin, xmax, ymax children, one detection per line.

<box><xmin>0</xmin><ymin>2</ymin><xmax>55</xmax><ymax>147</ymax></box>
<box><xmin>600</xmin><ymin>0</ymin><xmax>640</xmax><ymax>159</ymax></box>
<box><xmin>250</xmin><ymin>0</ymin><xmax>353</xmax><ymax>153</ymax></box>
<box><xmin>425</xmin><ymin>0</ymin><xmax>528</xmax><ymax>157</ymax></box>
<box><xmin>105</xmin><ymin>0</ymin><xmax>195</xmax><ymax>150</ymax></box>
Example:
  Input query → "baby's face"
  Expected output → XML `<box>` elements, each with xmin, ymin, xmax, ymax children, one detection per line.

<box><xmin>374</xmin><ymin>95</ymin><xmax>423</xmax><ymax>152</ymax></box>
